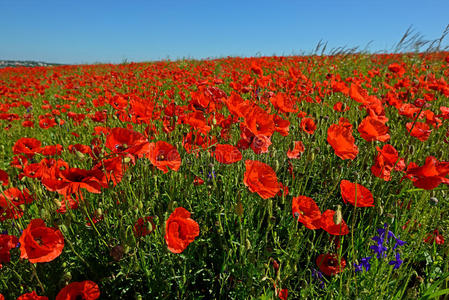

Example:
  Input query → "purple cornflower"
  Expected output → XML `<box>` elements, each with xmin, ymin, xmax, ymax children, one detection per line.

<box><xmin>388</xmin><ymin>252</ymin><xmax>403</xmax><ymax>270</ymax></box>
<box><xmin>354</xmin><ymin>256</ymin><xmax>372</xmax><ymax>272</ymax></box>
<box><xmin>370</xmin><ymin>223</ymin><xmax>405</xmax><ymax>258</ymax></box>
<box><xmin>370</xmin><ymin>239</ymin><xmax>388</xmax><ymax>259</ymax></box>
<box><xmin>312</xmin><ymin>268</ymin><xmax>325</xmax><ymax>289</ymax></box>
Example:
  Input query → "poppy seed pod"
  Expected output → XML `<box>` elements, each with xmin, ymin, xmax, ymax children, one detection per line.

<box><xmin>429</xmin><ymin>197</ymin><xmax>439</xmax><ymax>206</ymax></box>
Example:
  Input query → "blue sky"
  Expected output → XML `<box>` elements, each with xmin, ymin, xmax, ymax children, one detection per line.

<box><xmin>1</xmin><ymin>0</ymin><xmax>448</xmax><ymax>64</ymax></box>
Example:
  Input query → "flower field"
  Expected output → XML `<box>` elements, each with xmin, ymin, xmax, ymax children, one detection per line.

<box><xmin>0</xmin><ymin>52</ymin><xmax>448</xmax><ymax>299</ymax></box>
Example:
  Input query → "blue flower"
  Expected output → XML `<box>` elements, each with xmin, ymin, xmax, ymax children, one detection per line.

<box><xmin>312</xmin><ymin>268</ymin><xmax>325</xmax><ymax>288</ymax></box>
<box><xmin>354</xmin><ymin>256</ymin><xmax>372</xmax><ymax>272</ymax></box>
<box><xmin>370</xmin><ymin>241</ymin><xmax>388</xmax><ymax>259</ymax></box>
<box><xmin>388</xmin><ymin>252</ymin><xmax>403</xmax><ymax>270</ymax></box>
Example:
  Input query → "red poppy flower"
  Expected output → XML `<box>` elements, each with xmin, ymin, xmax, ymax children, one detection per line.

<box><xmin>406</xmin><ymin>122</ymin><xmax>431</xmax><ymax>141</ymax></box>
<box><xmin>57</xmin><ymin>168</ymin><xmax>106</xmax><ymax>196</ymax></box>
<box><xmin>56</xmin><ymin>281</ymin><xmax>100</xmax><ymax>300</ymax></box>
<box><xmin>273</xmin><ymin>114</ymin><xmax>290</xmax><ymax>136</ymax></box>
<box><xmin>0</xmin><ymin>234</ymin><xmax>19</xmax><ymax>268</ymax></box>
<box><xmin>39</xmin><ymin>144</ymin><xmax>63</xmax><ymax>156</ymax></box>
<box><xmin>105</xmin><ymin>127</ymin><xmax>150</xmax><ymax>161</ymax></box>
<box><xmin>225</xmin><ymin>92</ymin><xmax>251</xmax><ymax>119</ymax></box>
<box><xmin>349</xmin><ymin>84</ymin><xmax>369</xmax><ymax>104</ymax></box>
<box><xmin>19</xmin><ymin>218</ymin><xmax>64</xmax><ymax>263</ymax></box>
<box><xmin>93</xmin><ymin>156</ymin><xmax>126</xmax><ymax>187</ymax></box>
<box><xmin>319</xmin><ymin>210</ymin><xmax>349</xmax><ymax>235</ymax></box>
<box><xmin>340</xmin><ymin>180</ymin><xmax>374</xmax><ymax>207</ymax></box>
<box><xmin>333</xmin><ymin>102</ymin><xmax>350</xmax><ymax>112</ymax></box>
<box><xmin>292</xmin><ymin>196</ymin><xmax>321</xmax><ymax>229</ymax></box>
<box><xmin>38</xmin><ymin>117</ymin><xmax>57</xmax><ymax>129</ymax></box>
<box><xmin>278</xmin><ymin>288</ymin><xmax>288</xmax><ymax>300</ymax></box>
<box><xmin>371</xmin><ymin>144</ymin><xmax>401</xmax><ymax>181</ymax></box>
<box><xmin>287</xmin><ymin>141</ymin><xmax>305</xmax><ymax>159</ymax></box>
<box><xmin>0</xmin><ymin>169</ymin><xmax>8</xmax><ymax>186</ymax></box>
<box><xmin>213</xmin><ymin>144</ymin><xmax>242</xmax><ymax>164</ymax></box>
<box><xmin>424</xmin><ymin>229</ymin><xmax>445</xmax><ymax>245</ymax></box>
<box><xmin>133</xmin><ymin>216</ymin><xmax>156</xmax><ymax>237</ymax></box>
<box><xmin>404</xmin><ymin>156</ymin><xmax>449</xmax><ymax>190</ymax></box>
<box><xmin>250</xmin><ymin>135</ymin><xmax>272</xmax><ymax>154</ymax></box>
<box><xmin>270</xmin><ymin>93</ymin><xmax>297</xmax><ymax>113</ymax></box>
<box><xmin>0</xmin><ymin>187</ymin><xmax>33</xmax><ymax>221</ymax></box>
<box><xmin>243</xmin><ymin>106</ymin><xmax>275</xmax><ymax>137</ymax></box>
<box><xmin>316</xmin><ymin>253</ymin><xmax>346</xmax><ymax>276</ymax></box>
<box><xmin>243</xmin><ymin>160</ymin><xmax>280</xmax><ymax>199</ymax></box>
<box><xmin>300</xmin><ymin>117</ymin><xmax>316</xmax><ymax>135</ymax></box>
<box><xmin>12</xmin><ymin>137</ymin><xmax>42</xmax><ymax>158</ymax></box>
<box><xmin>357</xmin><ymin>116</ymin><xmax>390</xmax><ymax>142</ymax></box>
<box><xmin>193</xmin><ymin>176</ymin><xmax>205</xmax><ymax>186</ymax></box>
<box><xmin>147</xmin><ymin>141</ymin><xmax>181</xmax><ymax>173</ymax></box>
<box><xmin>16</xmin><ymin>291</ymin><xmax>48</xmax><ymax>300</ymax></box>
<box><xmin>388</xmin><ymin>63</ymin><xmax>406</xmax><ymax>76</ymax></box>
<box><xmin>327</xmin><ymin>118</ymin><xmax>358</xmax><ymax>160</ymax></box>
<box><xmin>165</xmin><ymin>207</ymin><xmax>199</xmax><ymax>253</ymax></box>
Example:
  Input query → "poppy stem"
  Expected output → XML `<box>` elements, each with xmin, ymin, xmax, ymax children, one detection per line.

<box><xmin>83</xmin><ymin>205</ymin><xmax>109</xmax><ymax>248</ymax></box>
<box><xmin>30</xmin><ymin>263</ymin><xmax>45</xmax><ymax>294</ymax></box>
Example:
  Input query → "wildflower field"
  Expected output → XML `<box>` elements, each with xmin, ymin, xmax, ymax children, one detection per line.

<box><xmin>0</xmin><ymin>52</ymin><xmax>449</xmax><ymax>299</ymax></box>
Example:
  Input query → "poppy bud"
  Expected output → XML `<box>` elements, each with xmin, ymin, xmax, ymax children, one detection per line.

<box><xmin>235</xmin><ymin>201</ymin><xmax>244</xmax><ymax>217</ymax></box>
<box><xmin>110</xmin><ymin>244</ymin><xmax>125</xmax><ymax>261</ymax></box>
<box><xmin>60</xmin><ymin>271</ymin><xmax>72</xmax><ymax>286</ymax></box>
<box><xmin>40</xmin><ymin>208</ymin><xmax>50</xmax><ymax>220</ymax></box>
<box><xmin>272</xmin><ymin>259</ymin><xmax>280</xmax><ymax>272</ymax></box>
<box><xmin>75</xmin><ymin>150</ymin><xmax>85</xmax><ymax>160</ymax></box>
<box><xmin>414</xmin><ymin>98</ymin><xmax>426</xmax><ymax>108</ymax></box>
<box><xmin>246</xmin><ymin>238</ymin><xmax>252</xmax><ymax>250</ymax></box>
<box><xmin>137</xmin><ymin>200</ymin><xmax>143</xmax><ymax>210</ymax></box>
<box><xmin>333</xmin><ymin>205</ymin><xmax>342</xmax><ymax>225</ymax></box>
<box><xmin>429</xmin><ymin>197</ymin><xmax>439</xmax><ymax>206</ymax></box>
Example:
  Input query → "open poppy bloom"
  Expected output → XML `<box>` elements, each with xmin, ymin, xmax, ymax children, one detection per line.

<box><xmin>165</xmin><ymin>207</ymin><xmax>199</xmax><ymax>253</ymax></box>
<box><xmin>404</xmin><ymin>156</ymin><xmax>449</xmax><ymax>190</ymax></box>
<box><xmin>243</xmin><ymin>160</ymin><xmax>280</xmax><ymax>199</ymax></box>
<box><xmin>12</xmin><ymin>137</ymin><xmax>42</xmax><ymax>158</ymax></box>
<box><xmin>327</xmin><ymin>118</ymin><xmax>358</xmax><ymax>160</ymax></box>
<box><xmin>287</xmin><ymin>141</ymin><xmax>305</xmax><ymax>159</ymax></box>
<box><xmin>0</xmin><ymin>234</ymin><xmax>19</xmax><ymax>268</ymax></box>
<box><xmin>292</xmin><ymin>196</ymin><xmax>321</xmax><ymax>229</ymax></box>
<box><xmin>0</xmin><ymin>170</ymin><xmax>9</xmax><ymax>186</ymax></box>
<box><xmin>16</xmin><ymin>291</ymin><xmax>48</xmax><ymax>300</ymax></box>
<box><xmin>0</xmin><ymin>187</ymin><xmax>33</xmax><ymax>221</ymax></box>
<box><xmin>105</xmin><ymin>127</ymin><xmax>150</xmax><ymax>161</ymax></box>
<box><xmin>56</xmin><ymin>280</ymin><xmax>100</xmax><ymax>300</ymax></box>
<box><xmin>316</xmin><ymin>253</ymin><xmax>346</xmax><ymax>276</ymax></box>
<box><xmin>406</xmin><ymin>122</ymin><xmax>432</xmax><ymax>141</ymax></box>
<box><xmin>19</xmin><ymin>218</ymin><xmax>64</xmax><ymax>263</ymax></box>
<box><xmin>270</xmin><ymin>92</ymin><xmax>297</xmax><ymax>113</ymax></box>
<box><xmin>340</xmin><ymin>180</ymin><xmax>374</xmax><ymax>207</ymax></box>
<box><xmin>147</xmin><ymin>141</ymin><xmax>181</xmax><ymax>173</ymax></box>
<box><xmin>243</xmin><ymin>106</ymin><xmax>275</xmax><ymax>137</ymax></box>
<box><xmin>371</xmin><ymin>144</ymin><xmax>401</xmax><ymax>181</ymax></box>
<box><xmin>357</xmin><ymin>115</ymin><xmax>390</xmax><ymax>142</ymax></box>
<box><xmin>213</xmin><ymin>144</ymin><xmax>242</xmax><ymax>164</ymax></box>
<box><xmin>57</xmin><ymin>168</ymin><xmax>107</xmax><ymax>196</ymax></box>
<box><xmin>319</xmin><ymin>210</ymin><xmax>349</xmax><ymax>235</ymax></box>
<box><xmin>300</xmin><ymin>117</ymin><xmax>316</xmax><ymax>135</ymax></box>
